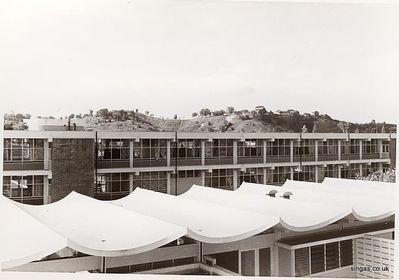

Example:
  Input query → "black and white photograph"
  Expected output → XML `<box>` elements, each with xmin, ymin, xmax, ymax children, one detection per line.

<box><xmin>0</xmin><ymin>0</ymin><xmax>397</xmax><ymax>279</ymax></box>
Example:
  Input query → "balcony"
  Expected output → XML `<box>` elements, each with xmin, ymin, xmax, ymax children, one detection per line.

<box><xmin>97</xmin><ymin>160</ymin><xmax>130</xmax><ymax>169</ymax></box>
<box><xmin>3</xmin><ymin>161</ymin><xmax>45</xmax><ymax>171</ymax></box>
<box><xmin>237</xmin><ymin>157</ymin><xmax>263</xmax><ymax>164</ymax></box>
<box><xmin>317</xmin><ymin>154</ymin><xmax>339</xmax><ymax>162</ymax></box>
<box><xmin>362</xmin><ymin>153</ymin><xmax>380</xmax><ymax>160</ymax></box>
<box><xmin>266</xmin><ymin>156</ymin><xmax>290</xmax><ymax>163</ymax></box>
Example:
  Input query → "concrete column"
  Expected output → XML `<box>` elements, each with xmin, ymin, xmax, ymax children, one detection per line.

<box><xmin>338</xmin><ymin>165</ymin><xmax>342</xmax><ymax>178</ymax></box>
<box><xmin>44</xmin><ymin>139</ymin><xmax>50</xmax><ymax>170</ymax></box>
<box><xmin>233</xmin><ymin>140</ymin><xmax>238</xmax><ymax>165</ymax></box>
<box><xmin>315</xmin><ymin>166</ymin><xmax>319</xmax><ymax>183</ymax></box>
<box><xmin>167</xmin><ymin>172</ymin><xmax>171</xmax><ymax>194</ymax></box>
<box><xmin>379</xmin><ymin>162</ymin><xmax>383</xmax><ymax>171</ymax></box>
<box><xmin>129</xmin><ymin>140</ymin><xmax>134</xmax><ymax>168</ymax></box>
<box><xmin>129</xmin><ymin>173</ymin><xmax>134</xmax><ymax>193</ymax></box>
<box><xmin>338</xmin><ymin>140</ymin><xmax>342</xmax><ymax>161</ymax></box>
<box><xmin>238</xmin><ymin>250</ymin><xmax>242</xmax><ymax>276</ymax></box>
<box><xmin>271</xmin><ymin>246</ymin><xmax>278</xmax><ymax>277</ymax></box>
<box><xmin>359</xmin><ymin>164</ymin><xmax>363</xmax><ymax>177</ymax></box>
<box><xmin>201</xmin><ymin>140</ymin><xmax>205</xmax><ymax>166</ymax></box>
<box><xmin>167</xmin><ymin>140</ymin><xmax>171</xmax><ymax>166</ymax></box>
<box><xmin>290</xmin><ymin>167</ymin><xmax>294</xmax><ymax>180</ymax></box>
<box><xmin>199</xmin><ymin>171</ymin><xmax>204</xmax><ymax>186</ymax></box>
<box><xmin>359</xmin><ymin>140</ymin><xmax>363</xmax><ymax>160</ymax></box>
<box><xmin>233</xmin><ymin>170</ymin><xmax>238</xmax><ymax>190</ymax></box>
<box><xmin>290</xmin><ymin>140</ymin><xmax>294</xmax><ymax>163</ymax></box>
<box><xmin>263</xmin><ymin>140</ymin><xmax>267</xmax><ymax>163</ymax></box>
<box><xmin>255</xmin><ymin>249</ymin><xmax>260</xmax><ymax>277</ymax></box>
<box><xmin>290</xmin><ymin>249</ymin><xmax>296</xmax><ymax>277</ymax></box>
<box><xmin>314</xmin><ymin>140</ymin><xmax>318</xmax><ymax>162</ymax></box>
<box><xmin>263</xmin><ymin>168</ymin><xmax>267</xmax><ymax>184</ymax></box>
<box><xmin>43</xmin><ymin>176</ymin><xmax>49</xmax><ymax>204</ymax></box>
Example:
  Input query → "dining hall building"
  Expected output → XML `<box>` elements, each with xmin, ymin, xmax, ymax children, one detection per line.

<box><xmin>0</xmin><ymin>127</ymin><xmax>396</xmax><ymax>278</ymax></box>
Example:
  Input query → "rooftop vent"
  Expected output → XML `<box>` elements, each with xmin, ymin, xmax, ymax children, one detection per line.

<box><xmin>268</xmin><ymin>190</ymin><xmax>278</xmax><ymax>197</ymax></box>
<box><xmin>282</xmin><ymin>191</ymin><xmax>293</xmax><ymax>199</ymax></box>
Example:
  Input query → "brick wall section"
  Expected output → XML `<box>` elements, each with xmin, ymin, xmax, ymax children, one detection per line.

<box><xmin>390</xmin><ymin>139</ymin><xmax>396</xmax><ymax>169</ymax></box>
<box><xmin>50</xmin><ymin>139</ymin><xmax>94</xmax><ymax>202</ymax></box>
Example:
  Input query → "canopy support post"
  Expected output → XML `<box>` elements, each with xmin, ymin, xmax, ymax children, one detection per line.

<box><xmin>101</xmin><ymin>256</ymin><xmax>107</xmax><ymax>273</ymax></box>
<box><xmin>198</xmin><ymin>241</ymin><xmax>204</xmax><ymax>263</ymax></box>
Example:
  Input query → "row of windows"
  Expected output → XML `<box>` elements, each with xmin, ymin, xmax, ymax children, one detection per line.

<box><xmin>96</xmin><ymin>140</ymin><xmax>389</xmax><ymax>161</ymax></box>
<box><xmin>92</xmin><ymin>162</ymin><xmax>385</xmax><ymax>198</ymax></box>
<box><xmin>4</xmin><ymin>138</ymin><xmax>45</xmax><ymax>149</ymax></box>
<box><xmin>4</xmin><ymin>138</ymin><xmax>388</xmax><ymax>163</ymax></box>
<box><xmin>95</xmin><ymin>172</ymin><xmax>168</xmax><ymax>196</ymax></box>
<box><xmin>295</xmin><ymin>240</ymin><xmax>353</xmax><ymax>277</ymax></box>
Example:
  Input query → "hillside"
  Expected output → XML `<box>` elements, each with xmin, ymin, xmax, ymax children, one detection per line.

<box><xmin>81</xmin><ymin>108</ymin><xmax>396</xmax><ymax>133</ymax></box>
<box><xmin>4</xmin><ymin>108</ymin><xmax>396</xmax><ymax>133</ymax></box>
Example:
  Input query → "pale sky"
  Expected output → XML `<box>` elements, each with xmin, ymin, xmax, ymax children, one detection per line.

<box><xmin>0</xmin><ymin>0</ymin><xmax>398</xmax><ymax>123</ymax></box>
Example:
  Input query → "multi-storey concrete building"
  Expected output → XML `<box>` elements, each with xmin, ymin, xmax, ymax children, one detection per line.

<box><xmin>2</xmin><ymin>130</ymin><xmax>396</xmax><ymax>204</ymax></box>
<box><xmin>1</xmin><ymin>128</ymin><xmax>396</xmax><ymax>278</ymax></box>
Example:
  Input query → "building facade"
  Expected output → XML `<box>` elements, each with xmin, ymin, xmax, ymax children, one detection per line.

<box><xmin>1</xmin><ymin>131</ymin><xmax>396</xmax><ymax>204</ymax></box>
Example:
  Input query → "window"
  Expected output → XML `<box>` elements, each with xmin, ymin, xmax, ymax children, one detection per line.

<box><xmin>98</xmin><ymin>139</ymin><xmax>129</xmax><ymax>160</ymax></box>
<box><xmin>318</xmin><ymin>140</ymin><xmax>338</xmax><ymax>155</ymax></box>
<box><xmin>295</xmin><ymin>248</ymin><xmax>310</xmax><ymax>277</ymax></box>
<box><xmin>238</xmin><ymin>168</ymin><xmax>264</xmax><ymax>185</ymax></box>
<box><xmin>3</xmin><ymin>138</ymin><xmax>44</xmax><ymax>162</ymax></box>
<box><xmin>341</xmin><ymin>164</ymin><xmax>360</xmax><ymax>179</ymax></box>
<box><xmin>310</xmin><ymin>245</ymin><xmax>325</xmax><ymax>274</ymax></box>
<box><xmin>266</xmin><ymin>166</ymin><xmax>290</xmax><ymax>186</ymax></box>
<box><xmin>382</xmin><ymin>142</ymin><xmax>389</xmax><ymax>153</ymax></box>
<box><xmin>362</xmin><ymin>140</ymin><xmax>378</xmax><ymax>154</ymax></box>
<box><xmin>208</xmin><ymin>251</ymin><xmax>239</xmax><ymax>274</ymax></box>
<box><xmin>205</xmin><ymin>139</ymin><xmax>233</xmax><ymax>159</ymax></box>
<box><xmin>342</xmin><ymin>140</ymin><xmax>360</xmax><ymax>155</ymax></box>
<box><xmin>204</xmin><ymin>169</ymin><xmax>234</xmax><ymax>190</ymax></box>
<box><xmin>259</xmin><ymin>248</ymin><xmax>271</xmax><ymax>276</ymax></box>
<box><xmin>2</xmin><ymin>175</ymin><xmax>44</xmax><ymax>201</ymax></box>
<box><xmin>133</xmin><ymin>171</ymin><xmax>168</xmax><ymax>193</ymax></box>
<box><xmin>241</xmin><ymin>250</ymin><xmax>255</xmax><ymax>276</ymax></box>
<box><xmin>294</xmin><ymin>139</ymin><xmax>315</xmax><ymax>156</ymax></box>
<box><xmin>95</xmin><ymin>173</ymin><xmax>130</xmax><ymax>198</ymax></box>
<box><xmin>293</xmin><ymin>165</ymin><xmax>315</xmax><ymax>182</ymax></box>
<box><xmin>171</xmin><ymin>139</ymin><xmax>201</xmax><ymax>159</ymax></box>
<box><xmin>294</xmin><ymin>240</ymin><xmax>354</xmax><ymax>277</ymax></box>
<box><xmin>266</xmin><ymin>139</ymin><xmax>290</xmax><ymax>157</ymax></box>
<box><xmin>340</xmin><ymin>240</ymin><xmax>353</xmax><ymax>267</ymax></box>
<box><xmin>171</xmin><ymin>170</ymin><xmax>201</xmax><ymax>179</ymax></box>
<box><xmin>326</xmin><ymin>242</ymin><xmax>339</xmax><ymax>270</ymax></box>
<box><xmin>238</xmin><ymin>139</ymin><xmax>263</xmax><ymax>158</ymax></box>
<box><xmin>317</xmin><ymin>165</ymin><xmax>339</xmax><ymax>182</ymax></box>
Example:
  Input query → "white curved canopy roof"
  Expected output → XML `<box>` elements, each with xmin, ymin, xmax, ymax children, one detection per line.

<box><xmin>273</xmin><ymin>178</ymin><xmax>391</xmax><ymax>200</ymax></box>
<box><xmin>17</xmin><ymin>192</ymin><xmax>186</xmax><ymax>257</ymax></box>
<box><xmin>182</xmin><ymin>185</ymin><xmax>351</xmax><ymax>232</ymax></box>
<box><xmin>239</xmin><ymin>180</ymin><xmax>395</xmax><ymax>222</ymax></box>
<box><xmin>111</xmin><ymin>188</ymin><xmax>278</xmax><ymax>243</ymax></box>
<box><xmin>1</xmin><ymin>177</ymin><xmax>394</xmax><ymax>269</ymax></box>
<box><xmin>322</xmin><ymin>177</ymin><xmax>394</xmax><ymax>197</ymax></box>
<box><xmin>0</xmin><ymin>196</ymin><xmax>66</xmax><ymax>270</ymax></box>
